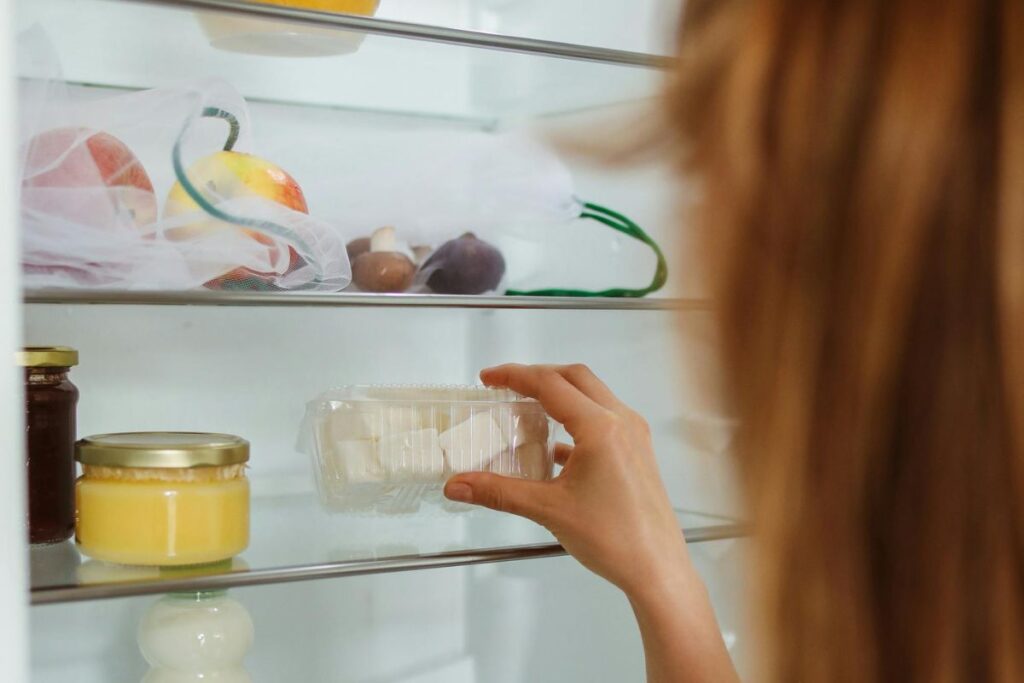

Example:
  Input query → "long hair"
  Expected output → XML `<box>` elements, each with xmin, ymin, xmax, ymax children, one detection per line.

<box><xmin>668</xmin><ymin>1</ymin><xmax>1024</xmax><ymax>680</ymax></box>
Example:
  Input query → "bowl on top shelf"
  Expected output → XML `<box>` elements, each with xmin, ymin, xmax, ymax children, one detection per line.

<box><xmin>196</xmin><ymin>0</ymin><xmax>381</xmax><ymax>57</ymax></box>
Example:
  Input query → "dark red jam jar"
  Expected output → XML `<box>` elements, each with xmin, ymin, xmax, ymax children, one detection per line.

<box><xmin>19</xmin><ymin>347</ymin><xmax>79</xmax><ymax>545</ymax></box>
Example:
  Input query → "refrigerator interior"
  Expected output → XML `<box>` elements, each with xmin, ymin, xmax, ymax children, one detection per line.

<box><xmin>31</xmin><ymin>544</ymin><xmax>749</xmax><ymax>683</ymax></box>
<box><xmin>17</xmin><ymin>0</ymin><xmax>748</xmax><ymax>680</ymax></box>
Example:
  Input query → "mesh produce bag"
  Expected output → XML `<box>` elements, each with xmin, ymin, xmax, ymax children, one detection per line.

<box><xmin>18</xmin><ymin>32</ymin><xmax>350</xmax><ymax>291</ymax></box>
<box><xmin>266</xmin><ymin>128</ymin><xmax>669</xmax><ymax>297</ymax></box>
<box><xmin>288</xmin><ymin>127</ymin><xmax>671</xmax><ymax>296</ymax></box>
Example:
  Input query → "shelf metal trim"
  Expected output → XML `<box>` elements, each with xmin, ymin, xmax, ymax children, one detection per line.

<box><xmin>24</xmin><ymin>289</ymin><xmax>708</xmax><ymax>311</ymax></box>
<box><xmin>120</xmin><ymin>0</ymin><xmax>677</xmax><ymax>68</ymax></box>
<box><xmin>31</xmin><ymin>523</ymin><xmax>747</xmax><ymax>605</ymax></box>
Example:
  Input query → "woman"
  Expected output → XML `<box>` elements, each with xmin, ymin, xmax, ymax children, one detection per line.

<box><xmin>444</xmin><ymin>1</ymin><xmax>1024</xmax><ymax>681</ymax></box>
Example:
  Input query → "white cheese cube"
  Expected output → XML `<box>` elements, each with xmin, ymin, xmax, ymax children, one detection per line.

<box><xmin>330</xmin><ymin>440</ymin><xmax>383</xmax><ymax>484</ymax></box>
<box><xmin>403</xmin><ymin>403</ymin><xmax>452</xmax><ymax>436</ymax></box>
<box><xmin>377</xmin><ymin>428</ymin><xmax>447</xmax><ymax>482</ymax></box>
<box><xmin>440</xmin><ymin>412</ymin><xmax>508</xmax><ymax>473</ymax></box>
<box><xmin>326</xmin><ymin>406</ymin><xmax>434</xmax><ymax>441</ymax></box>
<box><xmin>382</xmin><ymin>406</ymin><xmax>429</xmax><ymax>435</ymax></box>
<box><xmin>325</xmin><ymin>410</ymin><xmax>377</xmax><ymax>442</ymax></box>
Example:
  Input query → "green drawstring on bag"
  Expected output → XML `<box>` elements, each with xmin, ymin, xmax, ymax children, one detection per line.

<box><xmin>505</xmin><ymin>201</ymin><xmax>668</xmax><ymax>298</ymax></box>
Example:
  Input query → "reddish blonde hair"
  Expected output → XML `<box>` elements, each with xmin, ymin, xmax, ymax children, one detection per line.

<box><xmin>669</xmin><ymin>1</ymin><xmax>1024</xmax><ymax>680</ymax></box>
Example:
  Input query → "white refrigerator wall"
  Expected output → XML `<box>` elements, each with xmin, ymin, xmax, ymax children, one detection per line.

<box><xmin>21</xmin><ymin>41</ymin><xmax>745</xmax><ymax>683</ymax></box>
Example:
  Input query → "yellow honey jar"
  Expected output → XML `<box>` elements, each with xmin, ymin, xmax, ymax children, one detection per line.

<box><xmin>75</xmin><ymin>433</ymin><xmax>249</xmax><ymax>567</ymax></box>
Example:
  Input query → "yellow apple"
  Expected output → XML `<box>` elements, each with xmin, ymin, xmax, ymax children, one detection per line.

<box><xmin>164</xmin><ymin>150</ymin><xmax>308</xmax><ymax>288</ymax></box>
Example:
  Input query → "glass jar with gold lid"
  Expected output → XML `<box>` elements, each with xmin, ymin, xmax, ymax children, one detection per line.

<box><xmin>19</xmin><ymin>346</ymin><xmax>79</xmax><ymax>545</ymax></box>
<box><xmin>75</xmin><ymin>432</ymin><xmax>250</xmax><ymax>566</ymax></box>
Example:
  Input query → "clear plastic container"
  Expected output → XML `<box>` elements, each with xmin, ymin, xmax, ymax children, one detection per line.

<box><xmin>301</xmin><ymin>386</ymin><xmax>557</xmax><ymax>513</ymax></box>
<box><xmin>196</xmin><ymin>0</ymin><xmax>381</xmax><ymax>57</ymax></box>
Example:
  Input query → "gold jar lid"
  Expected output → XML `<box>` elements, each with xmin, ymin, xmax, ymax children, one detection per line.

<box><xmin>76</xmin><ymin>432</ymin><xmax>249</xmax><ymax>469</ymax></box>
<box><xmin>17</xmin><ymin>346</ymin><xmax>78</xmax><ymax>368</ymax></box>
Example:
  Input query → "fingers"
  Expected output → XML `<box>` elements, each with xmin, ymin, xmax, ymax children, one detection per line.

<box><xmin>483</xmin><ymin>363</ymin><xmax>624</xmax><ymax>412</ymax></box>
<box><xmin>547</xmin><ymin>364</ymin><xmax>626</xmax><ymax>412</ymax></box>
<box><xmin>445</xmin><ymin>472</ymin><xmax>556</xmax><ymax>523</ymax></box>
<box><xmin>480</xmin><ymin>364</ymin><xmax>607</xmax><ymax>436</ymax></box>
<box><xmin>553</xmin><ymin>442</ymin><xmax>573</xmax><ymax>466</ymax></box>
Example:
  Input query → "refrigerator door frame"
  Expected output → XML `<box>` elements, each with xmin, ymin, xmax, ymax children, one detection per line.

<box><xmin>1</xmin><ymin>0</ymin><xmax>30</xmax><ymax>680</ymax></box>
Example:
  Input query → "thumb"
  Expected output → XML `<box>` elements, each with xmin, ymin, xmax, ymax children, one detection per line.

<box><xmin>444</xmin><ymin>472</ymin><xmax>555</xmax><ymax>523</ymax></box>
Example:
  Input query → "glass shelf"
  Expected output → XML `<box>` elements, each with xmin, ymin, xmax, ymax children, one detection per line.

<box><xmin>134</xmin><ymin>0</ymin><xmax>677</xmax><ymax>66</ymax></box>
<box><xmin>30</xmin><ymin>493</ymin><xmax>746</xmax><ymax>604</ymax></box>
<box><xmin>17</xmin><ymin>0</ymin><xmax>672</xmax><ymax>121</ymax></box>
<box><xmin>134</xmin><ymin>0</ymin><xmax>683</xmax><ymax>58</ymax></box>
<box><xmin>23</xmin><ymin>289</ymin><xmax>706</xmax><ymax>311</ymax></box>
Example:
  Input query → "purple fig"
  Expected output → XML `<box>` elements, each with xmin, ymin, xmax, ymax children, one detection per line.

<box><xmin>424</xmin><ymin>233</ymin><xmax>505</xmax><ymax>295</ymax></box>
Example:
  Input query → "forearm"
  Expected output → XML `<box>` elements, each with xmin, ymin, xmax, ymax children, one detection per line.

<box><xmin>627</xmin><ymin>556</ymin><xmax>740</xmax><ymax>683</ymax></box>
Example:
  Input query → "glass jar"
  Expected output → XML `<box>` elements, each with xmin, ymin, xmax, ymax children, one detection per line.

<box><xmin>139</xmin><ymin>591</ymin><xmax>254</xmax><ymax>682</ymax></box>
<box><xmin>19</xmin><ymin>346</ymin><xmax>79</xmax><ymax>545</ymax></box>
<box><xmin>75</xmin><ymin>432</ymin><xmax>250</xmax><ymax>566</ymax></box>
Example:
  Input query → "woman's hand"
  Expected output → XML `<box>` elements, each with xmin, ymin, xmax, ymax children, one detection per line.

<box><xmin>445</xmin><ymin>364</ymin><xmax>739</xmax><ymax>683</ymax></box>
<box><xmin>443</xmin><ymin>363</ymin><xmax>690</xmax><ymax>597</ymax></box>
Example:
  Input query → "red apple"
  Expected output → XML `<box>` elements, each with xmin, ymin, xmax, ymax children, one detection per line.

<box><xmin>22</xmin><ymin>127</ymin><xmax>157</xmax><ymax>228</ymax></box>
<box><xmin>164</xmin><ymin>150</ymin><xmax>309</xmax><ymax>289</ymax></box>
